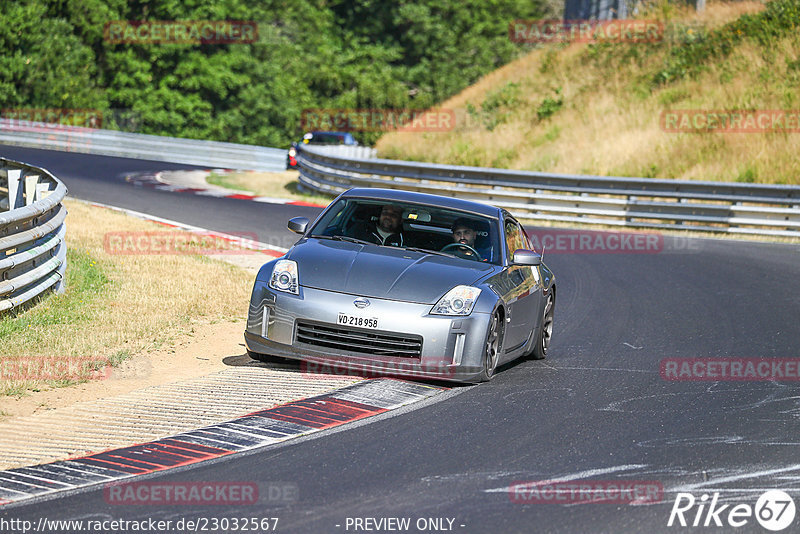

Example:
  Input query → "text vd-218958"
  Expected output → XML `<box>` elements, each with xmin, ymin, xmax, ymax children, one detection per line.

<box><xmin>337</xmin><ymin>313</ymin><xmax>378</xmax><ymax>329</ymax></box>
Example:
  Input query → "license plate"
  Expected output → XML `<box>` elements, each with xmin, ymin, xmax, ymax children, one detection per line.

<box><xmin>337</xmin><ymin>313</ymin><xmax>378</xmax><ymax>329</ymax></box>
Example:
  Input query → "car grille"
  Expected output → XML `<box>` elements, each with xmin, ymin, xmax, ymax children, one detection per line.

<box><xmin>295</xmin><ymin>320</ymin><xmax>422</xmax><ymax>359</ymax></box>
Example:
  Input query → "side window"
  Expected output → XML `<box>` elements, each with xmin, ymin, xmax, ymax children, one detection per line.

<box><xmin>521</xmin><ymin>226</ymin><xmax>532</xmax><ymax>250</ymax></box>
<box><xmin>504</xmin><ymin>219</ymin><xmax>526</xmax><ymax>262</ymax></box>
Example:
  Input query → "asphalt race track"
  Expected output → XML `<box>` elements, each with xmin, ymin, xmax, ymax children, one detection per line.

<box><xmin>3</xmin><ymin>145</ymin><xmax>800</xmax><ymax>533</ymax></box>
<box><xmin>0</xmin><ymin>145</ymin><xmax>320</xmax><ymax>251</ymax></box>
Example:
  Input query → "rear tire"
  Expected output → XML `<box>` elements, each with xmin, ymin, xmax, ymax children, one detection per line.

<box><xmin>479</xmin><ymin>311</ymin><xmax>503</xmax><ymax>382</ymax></box>
<box><xmin>531</xmin><ymin>292</ymin><xmax>554</xmax><ymax>360</ymax></box>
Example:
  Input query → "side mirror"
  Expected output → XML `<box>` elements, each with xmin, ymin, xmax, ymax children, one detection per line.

<box><xmin>288</xmin><ymin>217</ymin><xmax>309</xmax><ymax>234</ymax></box>
<box><xmin>513</xmin><ymin>249</ymin><xmax>541</xmax><ymax>266</ymax></box>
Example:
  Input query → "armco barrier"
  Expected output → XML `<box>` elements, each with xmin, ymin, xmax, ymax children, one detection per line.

<box><xmin>0</xmin><ymin>118</ymin><xmax>286</xmax><ymax>172</ymax></box>
<box><xmin>296</xmin><ymin>145</ymin><xmax>800</xmax><ymax>238</ymax></box>
<box><xmin>300</xmin><ymin>144</ymin><xmax>377</xmax><ymax>160</ymax></box>
<box><xmin>0</xmin><ymin>158</ymin><xmax>67</xmax><ymax>312</ymax></box>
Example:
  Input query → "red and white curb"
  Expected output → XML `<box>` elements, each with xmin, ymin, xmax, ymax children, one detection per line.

<box><xmin>0</xmin><ymin>379</ymin><xmax>445</xmax><ymax>507</ymax></box>
<box><xmin>126</xmin><ymin>171</ymin><xmax>326</xmax><ymax>208</ymax></box>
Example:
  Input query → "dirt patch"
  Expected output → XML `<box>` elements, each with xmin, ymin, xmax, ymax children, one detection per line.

<box><xmin>0</xmin><ymin>320</ymin><xmax>244</xmax><ymax>419</ymax></box>
<box><xmin>0</xmin><ymin>197</ymin><xmax>284</xmax><ymax>418</ymax></box>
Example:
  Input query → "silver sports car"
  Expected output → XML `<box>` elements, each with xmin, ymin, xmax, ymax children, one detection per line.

<box><xmin>245</xmin><ymin>188</ymin><xmax>555</xmax><ymax>383</ymax></box>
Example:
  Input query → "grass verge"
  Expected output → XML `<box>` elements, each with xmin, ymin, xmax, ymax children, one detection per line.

<box><xmin>0</xmin><ymin>199</ymin><xmax>253</xmax><ymax>397</ymax></box>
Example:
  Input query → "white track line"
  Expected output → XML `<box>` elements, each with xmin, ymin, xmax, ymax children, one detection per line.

<box><xmin>74</xmin><ymin>198</ymin><xmax>289</xmax><ymax>255</ymax></box>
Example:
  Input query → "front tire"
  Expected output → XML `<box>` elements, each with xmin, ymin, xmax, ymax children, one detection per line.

<box><xmin>479</xmin><ymin>311</ymin><xmax>503</xmax><ymax>382</ymax></box>
<box><xmin>531</xmin><ymin>292</ymin><xmax>554</xmax><ymax>360</ymax></box>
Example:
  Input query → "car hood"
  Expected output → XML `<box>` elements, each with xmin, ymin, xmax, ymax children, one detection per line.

<box><xmin>288</xmin><ymin>238</ymin><xmax>497</xmax><ymax>304</ymax></box>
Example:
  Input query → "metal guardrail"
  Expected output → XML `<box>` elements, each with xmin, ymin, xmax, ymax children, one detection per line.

<box><xmin>0</xmin><ymin>158</ymin><xmax>67</xmax><ymax>312</ymax></box>
<box><xmin>296</xmin><ymin>144</ymin><xmax>800</xmax><ymax>238</ymax></box>
<box><xmin>0</xmin><ymin>119</ymin><xmax>287</xmax><ymax>172</ymax></box>
<box><xmin>302</xmin><ymin>145</ymin><xmax>377</xmax><ymax>160</ymax></box>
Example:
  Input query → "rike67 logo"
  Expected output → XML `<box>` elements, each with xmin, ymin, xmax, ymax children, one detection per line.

<box><xmin>668</xmin><ymin>490</ymin><xmax>796</xmax><ymax>531</ymax></box>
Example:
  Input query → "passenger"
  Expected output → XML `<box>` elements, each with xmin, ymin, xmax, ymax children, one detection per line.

<box><xmin>351</xmin><ymin>204</ymin><xmax>405</xmax><ymax>246</ymax></box>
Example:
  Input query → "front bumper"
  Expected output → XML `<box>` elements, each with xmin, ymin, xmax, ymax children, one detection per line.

<box><xmin>245</xmin><ymin>282</ymin><xmax>491</xmax><ymax>383</ymax></box>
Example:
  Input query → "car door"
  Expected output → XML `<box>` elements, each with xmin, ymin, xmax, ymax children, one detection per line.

<box><xmin>501</xmin><ymin>216</ymin><xmax>541</xmax><ymax>353</ymax></box>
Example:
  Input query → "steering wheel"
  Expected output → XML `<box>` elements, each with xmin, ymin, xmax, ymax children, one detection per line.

<box><xmin>441</xmin><ymin>242</ymin><xmax>483</xmax><ymax>261</ymax></box>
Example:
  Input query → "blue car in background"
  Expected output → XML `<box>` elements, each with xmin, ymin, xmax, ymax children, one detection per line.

<box><xmin>287</xmin><ymin>131</ymin><xmax>359</xmax><ymax>169</ymax></box>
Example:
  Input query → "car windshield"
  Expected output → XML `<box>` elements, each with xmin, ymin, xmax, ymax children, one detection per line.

<box><xmin>307</xmin><ymin>198</ymin><xmax>502</xmax><ymax>265</ymax></box>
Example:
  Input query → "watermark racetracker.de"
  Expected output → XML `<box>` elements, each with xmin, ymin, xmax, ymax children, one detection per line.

<box><xmin>103</xmin><ymin>231</ymin><xmax>263</xmax><ymax>256</ymax></box>
<box><xmin>301</xmin><ymin>108</ymin><xmax>456</xmax><ymax>133</ymax></box>
<box><xmin>0</xmin><ymin>108</ymin><xmax>103</xmax><ymax>129</ymax></box>
<box><xmin>104</xmin><ymin>20</ymin><xmax>258</xmax><ymax>45</ymax></box>
<box><xmin>660</xmin><ymin>110</ymin><xmax>800</xmax><ymax>133</ymax></box>
<box><xmin>301</xmin><ymin>358</ymin><xmax>456</xmax><ymax>380</ymax></box>
<box><xmin>0</xmin><ymin>357</ymin><xmax>112</xmax><ymax>382</ymax></box>
<box><xmin>509</xmin><ymin>19</ymin><xmax>665</xmax><ymax>43</ymax></box>
<box><xmin>525</xmin><ymin>228</ymin><xmax>700</xmax><ymax>254</ymax></box>
<box><xmin>661</xmin><ymin>358</ymin><xmax>800</xmax><ymax>381</ymax></box>
<box><xmin>0</xmin><ymin>516</ymin><xmax>280</xmax><ymax>533</ymax></box>
<box><xmin>0</xmin><ymin>108</ymin><xmax>102</xmax><ymax>152</ymax></box>
<box><xmin>509</xmin><ymin>480</ymin><xmax>663</xmax><ymax>504</ymax></box>
<box><xmin>104</xmin><ymin>481</ymin><xmax>298</xmax><ymax>506</ymax></box>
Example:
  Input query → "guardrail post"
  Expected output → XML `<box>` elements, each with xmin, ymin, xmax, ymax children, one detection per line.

<box><xmin>24</xmin><ymin>173</ymin><xmax>40</xmax><ymax>206</ymax></box>
<box><xmin>7</xmin><ymin>169</ymin><xmax>22</xmax><ymax>210</ymax></box>
<box><xmin>54</xmin><ymin>223</ymin><xmax>67</xmax><ymax>294</ymax></box>
<box><xmin>35</xmin><ymin>181</ymin><xmax>50</xmax><ymax>203</ymax></box>
<box><xmin>0</xmin><ymin>166</ymin><xmax>6</xmax><ymax>212</ymax></box>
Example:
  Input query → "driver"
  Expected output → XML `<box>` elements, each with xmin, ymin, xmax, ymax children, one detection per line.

<box><xmin>452</xmin><ymin>218</ymin><xmax>477</xmax><ymax>249</ymax></box>
<box><xmin>445</xmin><ymin>217</ymin><xmax>483</xmax><ymax>260</ymax></box>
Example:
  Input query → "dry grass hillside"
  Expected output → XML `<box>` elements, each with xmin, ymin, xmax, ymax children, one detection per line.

<box><xmin>377</xmin><ymin>1</ymin><xmax>800</xmax><ymax>184</ymax></box>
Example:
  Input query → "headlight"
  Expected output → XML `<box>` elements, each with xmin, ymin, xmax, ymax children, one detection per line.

<box><xmin>288</xmin><ymin>147</ymin><xmax>296</xmax><ymax>157</ymax></box>
<box><xmin>431</xmin><ymin>285</ymin><xmax>481</xmax><ymax>316</ymax></box>
<box><xmin>269</xmin><ymin>260</ymin><xmax>298</xmax><ymax>294</ymax></box>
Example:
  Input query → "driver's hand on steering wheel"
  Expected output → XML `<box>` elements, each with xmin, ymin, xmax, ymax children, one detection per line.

<box><xmin>440</xmin><ymin>242</ymin><xmax>482</xmax><ymax>261</ymax></box>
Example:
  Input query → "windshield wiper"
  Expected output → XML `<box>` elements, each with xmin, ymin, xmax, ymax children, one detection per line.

<box><xmin>402</xmin><ymin>247</ymin><xmax>452</xmax><ymax>257</ymax></box>
<box><xmin>312</xmin><ymin>234</ymin><xmax>374</xmax><ymax>246</ymax></box>
<box><xmin>331</xmin><ymin>235</ymin><xmax>375</xmax><ymax>246</ymax></box>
